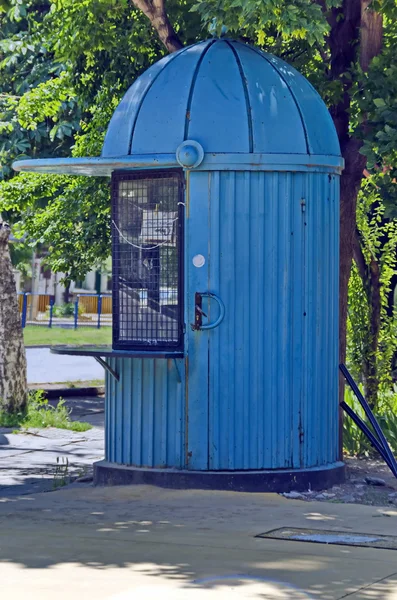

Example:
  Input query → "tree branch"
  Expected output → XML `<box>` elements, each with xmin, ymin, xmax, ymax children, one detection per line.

<box><xmin>131</xmin><ymin>0</ymin><xmax>183</xmax><ymax>53</ymax></box>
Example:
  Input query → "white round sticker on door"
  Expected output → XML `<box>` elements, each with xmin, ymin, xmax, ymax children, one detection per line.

<box><xmin>192</xmin><ymin>254</ymin><xmax>205</xmax><ymax>268</ymax></box>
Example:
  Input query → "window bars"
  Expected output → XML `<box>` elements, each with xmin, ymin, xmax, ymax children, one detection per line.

<box><xmin>111</xmin><ymin>170</ymin><xmax>184</xmax><ymax>350</ymax></box>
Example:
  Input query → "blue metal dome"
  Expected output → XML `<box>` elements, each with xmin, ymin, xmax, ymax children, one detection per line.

<box><xmin>103</xmin><ymin>38</ymin><xmax>340</xmax><ymax>158</ymax></box>
<box><xmin>13</xmin><ymin>38</ymin><xmax>342</xmax><ymax>175</ymax></box>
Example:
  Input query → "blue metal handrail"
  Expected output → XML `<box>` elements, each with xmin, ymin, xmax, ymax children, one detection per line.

<box><xmin>340</xmin><ymin>364</ymin><xmax>397</xmax><ymax>479</ymax></box>
<box><xmin>18</xmin><ymin>291</ymin><xmax>112</xmax><ymax>329</ymax></box>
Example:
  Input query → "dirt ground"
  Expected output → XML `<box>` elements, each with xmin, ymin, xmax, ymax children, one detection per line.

<box><xmin>285</xmin><ymin>456</ymin><xmax>397</xmax><ymax>506</ymax></box>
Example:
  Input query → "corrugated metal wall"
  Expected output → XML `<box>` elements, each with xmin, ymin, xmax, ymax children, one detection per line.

<box><xmin>105</xmin><ymin>168</ymin><xmax>339</xmax><ymax>472</ymax></box>
<box><xmin>105</xmin><ymin>357</ymin><xmax>185</xmax><ymax>467</ymax></box>
<box><xmin>186</xmin><ymin>170</ymin><xmax>339</xmax><ymax>470</ymax></box>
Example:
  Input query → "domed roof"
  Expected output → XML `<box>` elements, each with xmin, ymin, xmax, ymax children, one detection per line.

<box><xmin>13</xmin><ymin>38</ymin><xmax>342</xmax><ymax>177</ymax></box>
<box><xmin>102</xmin><ymin>38</ymin><xmax>340</xmax><ymax>158</ymax></box>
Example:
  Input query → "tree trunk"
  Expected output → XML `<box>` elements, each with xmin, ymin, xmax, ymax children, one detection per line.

<box><xmin>360</xmin><ymin>0</ymin><xmax>383</xmax><ymax>71</ymax></box>
<box><xmin>326</xmin><ymin>0</ymin><xmax>366</xmax><ymax>456</ymax></box>
<box><xmin>324</xmin><ymin>0</ymin><xmax>382</xmax><ymax>456</ymax></box>
<box><xmin>365</xmin><ymin>254</ymin><xmax>381</xmax><ymax>407</ymax></box>
<box><xmin>131</xmin><ymin>0</ymin><xmax>183</xmax><ymax>53</ymax></box>
<box><xmin>0</xmin><ymin>222</ymin><xmax>28</xmax><ymax>413</ymax></box>
<box><xmin>63</xmin><ymin>281</ymin><xmax>71</xmax><ymax>304</ymax></box>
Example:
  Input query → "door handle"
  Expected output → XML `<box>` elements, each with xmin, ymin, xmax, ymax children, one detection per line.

<box><xmin>191</xmin><ymin>292</ymin><xmax>225</xmax><ymax>331</ymax></box>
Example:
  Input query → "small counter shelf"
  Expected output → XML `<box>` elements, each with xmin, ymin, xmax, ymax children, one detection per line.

<box><xmin>50</xmin><ymin>345</ymin><xmax>184</xmax><ymax>382</ymax></box>
<box><xmin>50</xmin><ymin>346</ymin><xmax>184</xmax><ymax>359</ymax></box>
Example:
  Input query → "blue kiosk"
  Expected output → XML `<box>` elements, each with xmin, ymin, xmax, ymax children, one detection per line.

<box><xmin>14</xmin><ymin>38</ymin><xmax>345</xmax><ymax>491</ymax></box>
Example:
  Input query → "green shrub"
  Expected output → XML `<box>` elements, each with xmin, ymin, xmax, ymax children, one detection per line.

<box><xmin>343</xmin><ymin>387</ymin><xmax>397</xmax><ymax>457</ymax></box>
<box><xmin>52</xmin><ymin>302</ymin><xmax>74</xmax><ymax>317</ymax></box>
<box><xmin>49</xmin><ymin>302</ymin><xmax>85</xmax><ymax>318</ymax></box>
<box><xmin>0</xmin><ymin>390</ymin><xmax>91</xmax><ymax>432</ymax></box>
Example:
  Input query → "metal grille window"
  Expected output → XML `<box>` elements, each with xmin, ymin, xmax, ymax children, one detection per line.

<box><xmin>112</xmin><ymin>170</ymin><xmax>184</xmax><ymax>350</ymax></box>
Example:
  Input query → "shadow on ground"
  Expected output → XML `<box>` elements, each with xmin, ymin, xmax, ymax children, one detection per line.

<box><xmin>0</xmin><ymin>396</ymin><xmax>103</xmax><ymax>497</ymax></box>
<box><xmin>0</xmin><ymin>486</ymin><xmax>396</xmax><ymax>599</ymax></box>
<box><xmin>0</xmin><ymin>433</ymin><xmax>9</xmax><ymax>446</ymax></box>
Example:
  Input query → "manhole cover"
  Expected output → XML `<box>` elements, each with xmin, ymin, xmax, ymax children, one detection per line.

<box><xmin>257</xmin><ymin>528</ymin><xmax>397</xmax><ymax>550</ymax></box>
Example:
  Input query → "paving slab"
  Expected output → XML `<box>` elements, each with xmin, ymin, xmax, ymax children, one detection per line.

<box><xmin>345</xmin><ymin>576</ymin><xmax>397</xmax><ymax>599</ymax></box>
<box><xmin>0</xmin><ymin>486</ymin><xmax>396</xmax><ymax>599</ymax></box>
<box><xmin>1</xmin><ymin>397</ymin><xmax>397</xmax><ymax>599</ymax></box>
<box><xmin>0</xmin><ymin>397</ymin><xmax>104</xmax><ymax>496</ymax></box>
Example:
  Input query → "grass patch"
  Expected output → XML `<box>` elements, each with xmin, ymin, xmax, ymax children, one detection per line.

<box><xmin>0</xmin><ymin>390</ymin><xmax>91</xmax><ymax>432</ymax></box>
<box><xmin>64</xmin><ymin>378</ymin><xmax>104</xmax><ymax>388</ymax></box>
<box><xmin>23</xmin><ymin>325</ymin><xmax>112</xmax><ymax>346</ymax></box>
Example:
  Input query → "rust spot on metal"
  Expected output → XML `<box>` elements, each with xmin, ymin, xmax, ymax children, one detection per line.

<box><xmin>186</xmin><ymin>110</ymin><xmax>191</xmax><ymax>121</ymax></box>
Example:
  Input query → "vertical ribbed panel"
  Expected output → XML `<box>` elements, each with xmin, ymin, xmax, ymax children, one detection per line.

<box><xmin>105</xmin><ymin>358</ymin><xmax>184</xmax><ymax>467</ymax></box>
<box><xmin>105</xmin><ymin>168</ymin><xmax>339</xmax><ymax>472</ymax></box>
<box><xmin>187</xmin><ymin>170</ymin><xmax>339</xmax><ymax>470</ymax></box>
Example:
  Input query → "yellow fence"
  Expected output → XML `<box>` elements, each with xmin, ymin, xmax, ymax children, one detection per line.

<box><xmin>38</xmin><ymin>295</ymin><xmax>51</xmax><ymax>312</ymax></box>
<box><xmin>18</xmin><ymin>293</ymin><xmax>112</xmax><ymax>318</ymax></box>
<box><xmin>78</xmin><ymin>295</ymin><xmax>112</xmax><ymax>314</ymax></box>
<box><xmin>102</xmin><ymin>296</ymin><xmax>112</xmax><ymax>314</ymax></box>
<box><xmin>18</xmin><ymin>294</ymin><xmax>49</xmax><ymax>311</ymax></box>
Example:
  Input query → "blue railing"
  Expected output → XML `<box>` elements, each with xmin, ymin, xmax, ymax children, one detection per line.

<box><xmin>18</xmin><ymin>292</ymin><xmax>112</xmax><ymax>329</ymax></box>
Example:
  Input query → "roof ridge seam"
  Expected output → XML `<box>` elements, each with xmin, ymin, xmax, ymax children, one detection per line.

<box><xmin>226</xmin><ymin>40</ymin><xmax>254</xmax><ymax>153</ymax></box>
<box><xmin>183</xmin><ymin>39</ymin><xmax>218</xmax><ymax>141</ymax></box>
<box><xmin>128</xmin><ymin>42</ymin><xmax>202</xmax><ymax>155</ymax></box>
<box><xmin>244</xmin><ymin>43</ymin><xmax>311</xmax><ymax>155</ymax></box>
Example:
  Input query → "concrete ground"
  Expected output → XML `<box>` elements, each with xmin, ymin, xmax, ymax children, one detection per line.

<box><xmin>0</xmin><ymin>396</ymin><xmax>104</xmax><ymax>496</ymax></box>
<box><xmin>26</xmin><ymin>347</ymin><xmax>104</xmax><ymax>384</ymax></box>
<box><xmin>1</xmin><ymin>398</ymin><xmax>397</xmax><ymax>599</ymax></box>
<box><xmin>0</xmin><ymin>484</ymin><xmax>396</xmax><ymax>599</ymax></box>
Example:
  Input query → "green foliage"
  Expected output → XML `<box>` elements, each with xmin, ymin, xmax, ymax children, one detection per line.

<box><xmin>343</xmin><ymin>387</ymin><xmax>397</xmax><ymax>457</ymax></box>
<box><xmin>0</xmin><ymin>171</ymin><xmax>111</xmax><ymax>281</ymax></box>
<box><xmin>9</xmin><ymin>240</ymin><xmax>33</xmax><ymax>275</ymax></box>
<box><xmin>16</xmin><ymin>71</ymin><xmax>78</xmax><ymax>140</ymax></box>
<box><xmin>51</xmin><ymin>302</ymin><xmax>74</xmax><ymax>317</ymax></box>
<box><xmin>53</xmin><ymin>456</ymin><xmax>70</xmax><ymax>488</ymax></box>
<box><xmin>347</xmin><ymin>176</ymin><xmax>397</xmax><ymax>403</ymax></box>
<box><xmin>194</xmin><ymin>0</ymin><xmax>334</xmax><ymax>46</ymax></box>
<box><xmin>356</xmin><ymin>20</ymin><xmax>397</xmax><ymax>178</ymax></box>
<box><xmin>347</xmin><ymin>263</ymin><xmax>369</xmax><ymax>383</ymax></box>
<box><xmin>193</xmin><ymin>0</ymin><xmax>397</xmax><ymax>171</ymax></box>
<box><xmin>0</xmin><ymin>0</ymin><xmax>80</xmax><ymax>177</ymax></box>
<box><xmin>0</xmin><ymin>0</ymin><xmax>201</xmax><ymax>278</ymax></box>
<box><xmin>343</xmin><ymin>389</ymin><xmax>372</xmax><ymax>457</ymax></box>
<box><xmin>0</xmin><ymin>389</ymin><xmax>91</xmax><ymax>431</ymax></box>
<box><xmin>50</xmin><ymin>302</ymin><xmax>85</xmax><ymax>317</ymax></box>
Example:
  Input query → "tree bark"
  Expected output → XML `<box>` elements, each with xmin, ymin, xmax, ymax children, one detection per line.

<box><xmin>324</xmin><ymin>0</ymin><xmax>366</xmax><ymax>456</ymax></box>
<box><xmin>63</xmin><ymin>281</ymin><xmax>71</xmax><ymax>304</ymax></box>
<box><xmin>131</xmin><ymin>0</ymin><xmax>183</xmax><ymax>53</ymax></box>
<box><xmin>0</xmin><ymin>222</ymin><xmax>28</xmax><ymax>413</ymax></box>
<box><xmin>360</xmin><ymin>0</ymin><xmax>383</xmax><ymax>71</ymax></box>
